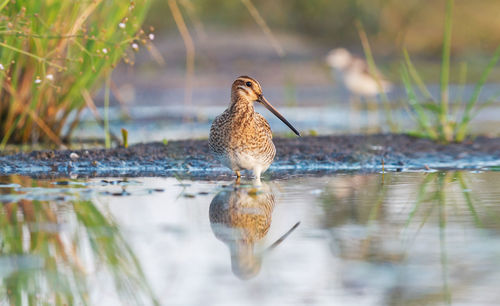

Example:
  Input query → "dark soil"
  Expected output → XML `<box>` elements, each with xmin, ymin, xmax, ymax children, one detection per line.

<box><xmin>0</xmin><ymin>134</ymin><xmax>499</xmax><ymax>179</ymax></box>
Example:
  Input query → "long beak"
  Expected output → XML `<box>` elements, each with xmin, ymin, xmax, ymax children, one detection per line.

<box><xmin>258</xmin><ymin>95</ymin><xmax>300</xmax><ymax>136</ymax></box>
<box><xmin>264</xmin><ymin>221</ymin><xmax>301</xmax><ymax>253</ymax></box>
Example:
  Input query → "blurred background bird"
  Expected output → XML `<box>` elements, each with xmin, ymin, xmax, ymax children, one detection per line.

<box><xmin>326</xmin><ymin>48</ymin><xmax>393</xmax><ymax>132</ymax></box>
<box><xmin>326</xmin><ymin>48</ymin><xmax>392</xmax><ymax>99</ymax></box>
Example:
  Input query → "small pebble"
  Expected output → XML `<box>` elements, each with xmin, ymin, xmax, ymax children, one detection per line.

<box><xmin>370</xmin><ymin>145</ymin><xmax>384</xmax><ymax>151</ymax></box>
<box><xmin>112</xmin><ymin>191</ymin><xmax>130</xmax><ymax>196</ymax></box>
<box><xmin>70</xmin><ymin>152</ymin><xmax>79</xmax><ymax>160</ymax></box>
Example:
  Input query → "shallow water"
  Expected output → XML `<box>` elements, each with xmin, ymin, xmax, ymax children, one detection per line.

<box><xmin>1</xmin><ymin>171</ymin><xmax>500</xmax><ymax>305</ymax></box>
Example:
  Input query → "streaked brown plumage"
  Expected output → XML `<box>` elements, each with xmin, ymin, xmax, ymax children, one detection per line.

<box><xmin>209</xmin><ymin>76</ymin><xmax>300</xmax><ymax>182</ymax></box>
<box><xmin>209</xmin><ymin>184</ymin><xmax>275</xmax><ymax>279</ymax></box>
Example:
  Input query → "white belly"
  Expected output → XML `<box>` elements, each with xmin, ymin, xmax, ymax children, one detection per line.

<box><xmin>218</xmin><ymin>150</ymin><xmax>273</xmax><ymax>173</ymax></box>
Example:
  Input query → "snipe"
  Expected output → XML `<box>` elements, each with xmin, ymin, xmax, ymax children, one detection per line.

<box><xmin>209</xmin><ymin>76</ymin><xmax>300</xmax><ymax>182</ymax></box>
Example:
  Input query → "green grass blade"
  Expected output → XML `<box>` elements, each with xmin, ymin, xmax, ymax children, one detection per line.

<box><xmin>0</xmin><ymin>0</ymin><xmax>9</xmax><ymax>11</ymax></box>
<box><xmin>356</xmin><ymin>20</ymin><xmax>398</xmax><ymax>132</ymax></box>
<box><xmin>0</xmin><ymin>115</ymin><xmax>22</xmax><ymax>150</ymax></box>
<box><xmin>404</xmin><ymin>173</ymin><xmax>437</xmax><ymax>228</ymax></box>
<box><xmin>400</xmin><ymin>63</ymin><xmax>438</xmax><ymax>139</ymax></box>
<box><xmin>439</xmin><ymin>0</ymin><xmax>454</xmax><ymax>142</ymax></box>
<box><xmin>104</xmin><ymin>73</ymin><xmax>111</xmax><ymax>149</ymax></box>
<box><xmin>455</xmin><ymin>45</ymin><xmax>500</xmax><ymax>141</ymax></box>
<box><xmin>471</xmin><ymin>91</ymin><xmax>500</xmax><ymax>118</ymax></box>
<box><xmin>457</xmin><ymin>61</ymin><xmax>468</xmax><ymax>103</ymax></box>
<box><xmin>402</xmin><ymin>48</ymin><xmax>435</xmax><ymax>102</ymax></box>
<box><xmin>421</xmin><ymin>102</ymin><xmax>441</xmax><ymax>113</ymax></box>
<box><xmin>455</xmin><ymin>173</ymin><xmax>482</xmax><ymax>227</ymax></box>
<box><xmin>452</xmin><ymin>61</ymin><xmax>468</xmax><ymax>118</ymax></box>
<box><xmin>0</xmin><ymin>41</ymin><xmax>65</xmax><ymax>70</ymax></box>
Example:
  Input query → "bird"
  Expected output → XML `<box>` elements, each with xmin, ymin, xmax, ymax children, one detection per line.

<box><xmin>326</xmin><ymin>48</ymin><xmax>392</xmax><ymax>98</ymax></box>
<box><xmin>209</xmin><ymin>183</ymin><xmax>275</xmax><ymax>279</ymax></box>
<box><xmin>209</xmin><ymin>76</ymin><xmax>300</xmax><ymax>182</ymax></box>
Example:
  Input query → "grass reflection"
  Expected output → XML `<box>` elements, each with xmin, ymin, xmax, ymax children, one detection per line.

<box><xmin>319</xmin><ymin>174</ymin><xmax>399</xmax><ymax>262</ymax></box>
<box><xmin>0</xmin><ymin>176</ymin><xmax>157</xmax><ymax>305</ymax></box>
<box><xmin>320</xmin><ymin>171</ymin><xmax>500</xmax><ymax>305</ymax></box>
<box><xmin>403</xmin><ymin>172</ymin><xmax>487</xmax><ymax>237</ymax></box>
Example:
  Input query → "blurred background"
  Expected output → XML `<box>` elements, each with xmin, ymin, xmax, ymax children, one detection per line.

<box><xmin>130</xmin><ymin>0</ymin><xmax>500</xmax><ymax>84</ymax></box>
<box><xmin>97</xmin><ymin>0</ymin><xmax>500</xmax><ymax>142</ymax></box>
<box><xmin>2</xmin><ymin>0</ymin><xmax>500</xmax><ymax>146</ymax></box>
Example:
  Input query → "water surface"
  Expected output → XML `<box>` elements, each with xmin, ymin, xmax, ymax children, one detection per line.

<box><xmin>0</xmin><ymin>171</ymin><xmax>499</xmax><ymax>305</ymax></box>
<box><xmin>74</xmin><ymin>83</ymin><xmax>500</xmax><ymax>143</ymax></box>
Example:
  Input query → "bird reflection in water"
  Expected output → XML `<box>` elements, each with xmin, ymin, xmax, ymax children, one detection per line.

<box><xmin>209</xmin><ymin>182</ymin><xmax>299</xmax><ymax>279</ymax></box>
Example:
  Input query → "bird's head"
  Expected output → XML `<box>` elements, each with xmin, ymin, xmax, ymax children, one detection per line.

<box><xmin>326</xmin><ymin>48</ymin><xmax>352</xmax><ymax>71</ymax></box>
<box><xmin>230</xmin><ymin>76</ymin><xmax>300</xmax><ymax>136</ymax></box>
<box><xmin>231</xmin><ymin>75</ymin><xmax>263</xmax><ymax>102</ymax></box>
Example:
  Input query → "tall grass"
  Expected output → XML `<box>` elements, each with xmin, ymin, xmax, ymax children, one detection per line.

<box><xmin>401</xmin><ymin>0</ymin><xmax>500</xmax><ymax>143</ymax></box>
<box><xmin>0</xmin><ymin>0</ymin><xmax>151</xmax><ymax>147</ymax></box>
<box><xmin>356</xmin><ymin>21</ymin><xmax>398</xmax><ymax>132</ymax></box>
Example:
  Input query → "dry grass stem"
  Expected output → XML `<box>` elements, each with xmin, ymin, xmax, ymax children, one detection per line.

<box><xmin>168</xmin><ymin>0</ymin><xmax>195</xmax><ymax>110</ymax></box>
<box><xmin>241</xmin><ymin>0</ymin><xmax>285</xmax><ymax>57</ymax></box>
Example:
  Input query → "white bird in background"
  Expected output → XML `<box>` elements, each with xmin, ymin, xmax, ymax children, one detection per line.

<box><xmin>326</xmin><ymin>48</ymin><xmax>392</xmax><ymax>98</ymax></box>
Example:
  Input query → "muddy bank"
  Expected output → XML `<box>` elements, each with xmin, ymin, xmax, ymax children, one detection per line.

<box><xmin>0</xmin><ymin>134</ymin><xmax>499</xmax><ymax>179</ymax></box>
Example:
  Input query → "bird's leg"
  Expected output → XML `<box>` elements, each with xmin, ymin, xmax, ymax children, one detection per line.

<box><xmin>253</xmin><ymin>168</ymin><xmax>262</xmax><ymax>186</ymax></box>
<box><xmin>235</xmin><ymin>170</ymin><xmax>241</xmax><ymax>185</ymax></box>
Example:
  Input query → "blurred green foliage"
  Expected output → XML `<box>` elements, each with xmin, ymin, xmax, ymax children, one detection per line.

<box><xmin>149</xmin><ymin>0</ymin><xmax>500</xmax><ymax>56</ymax></box>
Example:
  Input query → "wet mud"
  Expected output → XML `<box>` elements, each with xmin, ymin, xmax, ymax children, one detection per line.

<box><xmin>0</xmin><ymin>134</ymin><xmax>499</xmax><ymax>179</ymax></box>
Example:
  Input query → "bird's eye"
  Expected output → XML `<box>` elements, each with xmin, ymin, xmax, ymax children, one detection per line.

<box><xmin>246</xmin><ymin>81</ymin><xmax>252</xmax><ymax>87</ymax></box>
